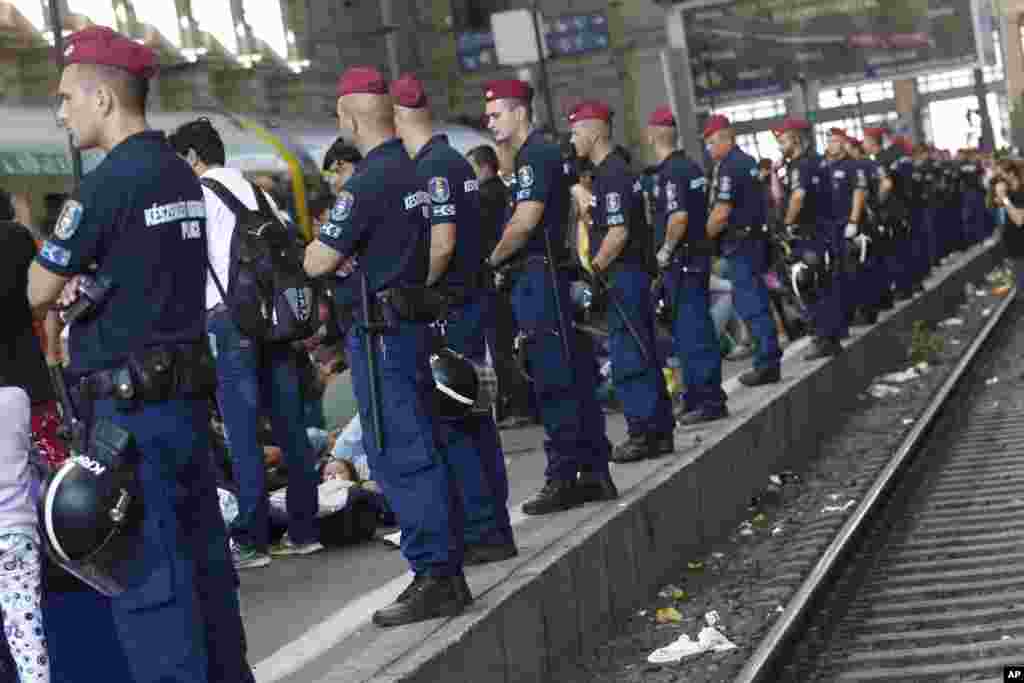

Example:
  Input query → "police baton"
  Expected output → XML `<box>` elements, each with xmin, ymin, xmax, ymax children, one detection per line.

<box><xmin>541</xmin><ymin>222</ymin><xmax>574</xmax><ymax>366</ymax></box>
<box><xmin>48</xmin><ymin>364</ymin><xmax>85</xmax><ymax>456</ymax></box>
<box><xmin>359</xmin><ymin>273</ymin><xmax>384</xmax><ymax>452</ymax></box>
<box><xmin>591</xmin><ymin>269</ymin><xmax>653</xmax><ymax>367</ymax></box>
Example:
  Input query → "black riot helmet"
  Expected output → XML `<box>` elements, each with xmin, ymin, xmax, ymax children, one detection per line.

<box><xmin>788</xmin><ymin>248</ymin><xmax>830</xmax><ymax>309</ymax></box>
<box><xmin>39</xmin><ymin>420</ymin><xmax>144</xmax><ymax>596</ymax></box>
<box><xmin>430</xmin><ymin>348</ymin><xmax>480</xmax><ymax>420</ymax></box>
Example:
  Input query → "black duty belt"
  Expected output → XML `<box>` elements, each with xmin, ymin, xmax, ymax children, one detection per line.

<box><xmin>80</xmin><ymin>343</ymin><xmax>212</xmax><ymax>405</ymax></box>
<box><xmin>721</xmin><ymin>224</ymin><xmax>766</xmax><ymax>241</ymax></box>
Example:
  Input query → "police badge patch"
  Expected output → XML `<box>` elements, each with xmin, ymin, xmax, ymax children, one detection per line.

<box><xmin>606</xmin><ymin>192</ymin><xmax>621</xmax><ymax>213</ymax></box>
<box><xmin>54</xmin><ymin>200</ymin><xmax>83</xmax><ymax>240</ymax></box>
<box><xmin>428</xmin><ymin>177</ymin><xmax>451</xmax><ymax>203</ymax></box>
<box><xmin>331</xmin><ymin>191</ymin><xmax>354</xmax><ymax>223</ymax></box>
<box><xmin>518</xmin><ymin>165</ymin><xmax>535</xmax><ymax>188</ymax></box>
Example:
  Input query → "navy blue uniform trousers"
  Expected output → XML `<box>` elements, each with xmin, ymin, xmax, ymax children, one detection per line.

<box><xmin>347</xmin><ymin>318</ymin><xmax>464</xmax><ymax>576</ymax></box>
<box><xmin>720</xmin><ymin>238</ymin><xmax>782</xmax><ymax>371</ymax></box>
<box><xmin>91</xmin><ymin>397</ymin><xmax>254</xmax><ymax>683</ymax></box>
<box><xmin>441</xmin><ymin>293</ymin><xmax>513</xmax><ymax>547</ymax></box>
<box><xmin>509</xmin><ymin>262</ymin><xmax>611</xmax><ymax>482</ymax></box>
<box><xmin>795</xmin><ymin>225</ymin><xmax>846</xmax><ymax>341</ymax></box>
<box><xmin>607</xmin><ymin>264</ymin><xmax>675</xmax><ymax>436</ymax></box>
<box><xmin>664</xmin><ymin>265</ymin><xmax>727</xmax><ymax>413</ymax></box>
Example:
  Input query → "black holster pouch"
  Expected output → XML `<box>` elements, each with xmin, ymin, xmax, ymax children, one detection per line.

<box><xmin>62</xmin><ymin>275</ymin><xmax>116</xmax><ymax>326</ymax></box>
<box><xmin>90</xmin><ymin>418</ymin><xmax>139</xmax><ymax>470</ymax></box>
<box><xmin>377</xmin><ymin>287</ymin><xmax>446</xmax><ymax>323</ymax></box>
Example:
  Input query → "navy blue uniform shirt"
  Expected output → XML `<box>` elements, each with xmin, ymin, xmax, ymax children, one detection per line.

<box><xmin>781</xmin><ymin>151</ymin><xmax>825</xmax><ymax>227</ymax></box>
<box><xmin>653</xmin><ymin>150</ymin><xmax>709</xmax><ymax>269</ymax></box>
<box><xmin>317</xmin><ymin>138</ymin><xmax>430</xmax><ymax>307</ymax></box>
<box><xmin>35</xmin><ymin>130</ymin><xmax>207</xmax><ymax>375</ymax></box>
<box><xmin>710</xmin><ymin>145</ymin><xmax>766</xmax><ymax>231</ymax></box>
<box><xmin>827</xmin><ymin>157</ymin><xmax>868</xmax><ymax>224</ymax></box>
<box><xmin>875</xmin><ymin>146</ymin><xmax>913</xmax><ymax>206</ymax></box>
<box><xmin>589</xmin><ymin>148</ymin><xmax>648</xmax><ymax>268</ymax></box>
<box><xmin>414</xmin><ymin>134</ymin><xmax>483</xmax><ymax>288</ymax></box>
<box><xmin>511</xmin><ymin>130</ymin><xmax>571</xmax><ymax>260</ymax></box>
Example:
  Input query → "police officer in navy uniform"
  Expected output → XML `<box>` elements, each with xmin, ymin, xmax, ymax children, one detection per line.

<box><xmin>391</xmin><ymin>73</ymin><xmax>517</xmax><ymax>565</ymax></box>
<box><xmin>645</xmin><ymin>105</ymin><xmax>728</xmax><ymax>427</ymax></box>
<box><xmin>568</xmin><ymin>100</ymin><xmax>675</xmax><ymax>463</ymax></box>
<box><xmin>483</xmin><ymin>79</ymin><xmax>616</xmax><ymax>514</ymax></box>
<box><xmin>778</xmin><ymin>117</ymin><xmax>844</xmax><ymax>359</ymax></box>
<box><xmin>959</xmin><ymin>148</ymin><xmax>988</xmax><ymax>246</ymax></box>
<box><xmin>823</xmin><ymin>127</ymin><xmax>868</xmax><ymax>332</ymax></box>
<box><xmin>703</xmin><ymin>115</ymin><xmax>782</xmax><ymax>385</ymax></box>
<box><xmin>26</xmin><ymin>26</ymin><xmax>253</xmax><ymax>682</ymax></box>
<box><xmin>864</xmin><ymin>127</ymin><xmax>916</xmax><ymax>301</ymax></box>
<box><xmin>304</xmin><ymin>66</ymin><xmax>470</xmax><ymax>626</ymax></box>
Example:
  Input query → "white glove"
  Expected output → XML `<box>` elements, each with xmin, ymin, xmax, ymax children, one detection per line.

<box><xmin>844</xmin><ymin>223</ymin><xmax>859</xmax><ymax>239</ymax></box>
<box><xmin>854</xmin><ymin>234</ymin><xmax>870</xmax><ymax>264</ymax></box>
<box><xmin>656</xmin><ymin>246</ymin><xmax>673</xmax><ymax>270</ymax></box>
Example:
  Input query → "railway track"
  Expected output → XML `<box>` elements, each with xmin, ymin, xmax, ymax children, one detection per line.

<box><xmin>734</xmin><ymin>287</ymin><xmax>1024</xmax><ymax>683</ymax></box>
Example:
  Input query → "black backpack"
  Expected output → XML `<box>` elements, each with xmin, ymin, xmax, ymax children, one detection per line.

<box><xmin>201</xmin><ymin>178</ymin><xmax>320</xmax><ymax>344</ymax></box>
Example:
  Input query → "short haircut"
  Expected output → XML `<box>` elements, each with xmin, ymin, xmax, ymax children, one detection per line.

<box><xmin>467</xmin><ymin>145</ymin><xmax>499</xmax><ymax>174</ymax></box>
<box><xmin>168</xmin><ymin>118</ymin><xmax>226</xmax><ymax>167</ymax></box>
<box><xmin>323</xmin><ymin>139</ymin><xmax>362</xmax><ymax>171</ymax></box>
<box><xmin>83</xmin><ymin>63</ymin><xmax>149</xmax><ymax>115</ymax></box>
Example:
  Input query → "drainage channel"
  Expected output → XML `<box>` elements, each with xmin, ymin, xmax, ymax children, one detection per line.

<box><xmin>734</xmin><ymin>287</ymin><xmax>1020</xmax><ymax>683</ymax></box>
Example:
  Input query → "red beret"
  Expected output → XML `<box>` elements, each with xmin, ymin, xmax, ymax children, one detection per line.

<box><xmin>894</xmin><ymin>136</ymin><xmax>915</xmax><ymax>155</ymax></box>
<box><xmin>63</xmin><ymin>26</ymin><xmax>157</xmax><ymax>79</ymax></box>
<box><xmin>647</xmin><ymin>105</ymin><xmax>676</xmax><ymax>127</ymax></box>
<box><xmin>863</xmin><ymin>126</ymin><xmax>888</xmax><ymax>141</ymax></box>
<box><xmin>336</xmin><ymin>66</ymin><xmax>388</xmax><ymax>98</ymax></box>
<box><xmin>484</xmin><ymin>79</ymin><xmax>532</xmax><ymax>102</ymax></box>
<box><xmin>828</xmin><ymin>127</ymin><xmax>848</xmax><ymax>139</ymax></box>
<box><xmin>778</xmin><ymin>117</ymin><xmax>811</xmax><ymax>134</ymax></box>
<box><xmin>568</xmin><ymin>100</ymin><xmax>611</xmax><ymax>124</ymax></box>
<box><xmin>703</xmin><ymin>114</ymin><xmax>732</xmax><ymax>138</ymax></box>
<box><xmin>390</xmin><ymin>73</ymin><xmax>427</xmax><ymax>108</ymax></box>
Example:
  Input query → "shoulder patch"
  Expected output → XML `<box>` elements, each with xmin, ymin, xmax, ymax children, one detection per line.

<box><xmin>518</xmin><ymin>165</ymin><xmax>535</xmax><ymax>188</ymax></box>
<box><xmin>331</xmin><ymin>191</ymin><xmax>355</xmax><ymax>223</ymax></box>
<box><xmin>53</xmin><ymin>200</ymin><xmax>83</xmax><ymax>240</ymax></box>
<box><xmin>40</xmin><ymin>240</ymin><xmax>71</xmax><ymax>267</ymax></box>
<box><xmin>428</xmin><ymin>176</ymin><xmax>451</xmax><ymax>203</ymax></box>
<box><xmin>606</xmin><ymin>192</ymin><xmax>621</xmax><ymax>213</ymax></box>
<box><xmin>666</xmin><ymin>181</ymin><xmax>677</xmax><ymax>200</ymax></box>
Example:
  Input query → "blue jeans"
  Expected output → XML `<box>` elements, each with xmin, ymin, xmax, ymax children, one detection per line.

<box><xmin>207</xmin><ymin>307</ymin><xmax>318</xmax><ymax>550</ymax></box>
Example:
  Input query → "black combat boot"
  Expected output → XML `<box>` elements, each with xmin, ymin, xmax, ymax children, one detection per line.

<box><xmin>610</xmin><ymin>434</ymin><xmax>653</xmax><ymax>463</ymax></box>
<box><xmin>739</xmin><ymin>366</ymin><xmax>781</xmax><ymax>387</ymax></box>
<box><xmin>373</xmin><ymin>575</ymin><xmax>470</xmax><ymax>627</ymax></box>
<box><xmin>576</xmin><ymin>471</ymin><xmax>619</xmax><ymax>503</ymax></box>
<box><xmin>677</xmin><ymin>404</ymin><xmax>728</xmax><ymax>427</ymax></box>
<box><xmin>521</xmin><ymin>479</ymin><xmax>581</xmax><ymax>516</ymax></box>
<box><xmin>464</xmin><ymin>541</ymin><xmax>519</xmax><ymax>566</ymax></box>
<box><xmin>803</xmin><ymin>337</ymin><xmax>843</xmax><ymax>361</ymax></box>
<box><xmin>655</xmin><ymin>432</ymin><xmax>675</xmax><ymax>455</ymax></box>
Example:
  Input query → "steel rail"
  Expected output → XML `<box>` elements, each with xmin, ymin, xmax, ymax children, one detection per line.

<box><xmin>733</xmin><ymin>286</ymin><xmax>1018</xmax><ymax>683</ymax></box>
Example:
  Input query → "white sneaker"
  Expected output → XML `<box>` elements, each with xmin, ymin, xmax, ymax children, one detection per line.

<box><xmin>647</xmin><ymin>634</ymin><xmax>704</xmax><ymax>664</ymax></box>
<box><xmin>230</xmin><ymin>540</ymin><xmax>271</xmax><ymax>570</ymax></box>
<box><xmin>268</xmin><ymin>533</ymin><xmax>324</xmax><ymax>557</ymax></box>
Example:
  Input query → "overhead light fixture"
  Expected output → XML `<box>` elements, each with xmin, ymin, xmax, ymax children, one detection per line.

<box><xmin>192</xmin><ymin>1</ymin><xmax>239</xmax><ymax>53</ymax></box>
<box><xmin>242</xmin><ymin>0</ymin><xmax>288</xmax><ymax>60</ymax></box>
<box><xmin>132</xmin><ymin>0</ymin><xmax>184</xmax><ymax>47</ymax></box>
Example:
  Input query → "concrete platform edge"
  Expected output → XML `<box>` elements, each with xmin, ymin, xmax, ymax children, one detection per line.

<box><xmin>333</xmin><ymin>244</ymin><xmax>1005</xmax><ymax>683</ymax></box>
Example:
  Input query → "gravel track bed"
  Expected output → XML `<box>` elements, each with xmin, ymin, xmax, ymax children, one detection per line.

<box><xmin>567</xmin><ymin>267</ymin><xmax>1008</xmax><ymax>683</ymax></box>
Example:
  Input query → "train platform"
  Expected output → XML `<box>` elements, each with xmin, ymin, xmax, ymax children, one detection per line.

<box><xmin>244</xmin><ymin>239</ymin><xmax>1006</xmax><ymax>683</ymax></box>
